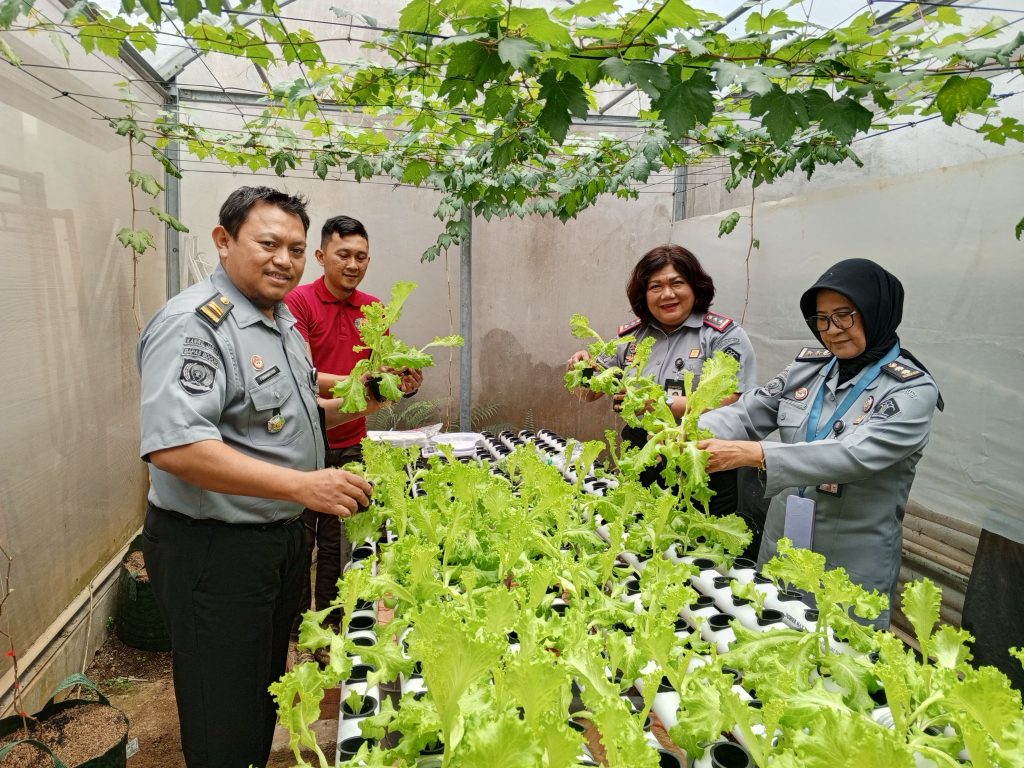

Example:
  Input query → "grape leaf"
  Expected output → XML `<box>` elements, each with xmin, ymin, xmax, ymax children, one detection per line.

<box><xmin>116</xmin><ymin>227</ymin><xmax>156</xmax><ymax>255</ymax></box>
<box><xmin>537</xmin><ymin>70</ymin><xmax>589</xmax><ymax>144</ymax></box>
<box><xmin>750</xmin><ymin>85</ymin><xmax>810</xmax><ymax>145</ymax></box>
<box><xmin>934</xmin><ymin>75</ymin><xmax>991</xmax><ymax>126</ymax></box>
<box><xmin>497</xmin><ymin>37</ymin><xmax>537</xmax><ymax>70</ymax></box>
<box><xmin>651</xmin><ymin>68</ymin><xmax>715</xmax><ymax>139</ymax></box>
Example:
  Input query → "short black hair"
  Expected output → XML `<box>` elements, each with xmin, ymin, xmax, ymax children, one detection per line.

<box><xmin>218</xmin><ymin>186</ymin><xmax>310</xmax><ymax>238</ymax></box>
<box><xmin>320</xmin><ymin>215</ymin><xmax>369</xmax><ymax>248</ymax></box>
<box><xmin>626</xmin><ymin>244</ymin><xmax>716</xmax><ymax>324</ymax></box>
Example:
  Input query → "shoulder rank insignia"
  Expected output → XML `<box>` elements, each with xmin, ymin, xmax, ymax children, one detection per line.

<box><xmin>703</xmin><ymin>311</ymin><xmax>734</xmax><ymax>332</ymax></box>
<box><xmin>618</xmin><ymin>318</ymin><xmax>642</xmax><ymax>337</ymax></box>
<box><xmin>795</xmin><ymin>347</ymin><xmax>833</xmax><ymax>363</ymax></box>
<box><xmin>196</xmin><ymin>294</ymin><xmax>233</xmax><ymax>327</ymax></box>
<box><xmin>882</xmin><ymin>360</ymin><xmax>924</xmax><ymax>382</ymax></box>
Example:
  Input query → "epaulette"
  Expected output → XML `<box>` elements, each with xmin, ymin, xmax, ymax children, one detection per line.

<box><xmin>795</xmin><ymin>347</ymin><xmax>833</xmax><ymax>363</ymax></box>
<box><xmin>196</xmin><ymin>293</ymin><xmax>233</xmax><ymax>327</ymax></box>
<box><xmin>703</xmin><ymin>311</ymin><xmax>734</xmax><ymax>332</ymax></box>
<box><xmin>618</xmin><ymin>318</ymin><xmax>642</xmax><ymax>337</ymax></box>
<box><xmin>882</xmin><ymin>360</ymin><xmax>924</xmax><ymax>382</ymax></box>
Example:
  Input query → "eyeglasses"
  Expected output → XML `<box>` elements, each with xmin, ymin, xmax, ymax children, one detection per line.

<box><xmin>807</xmin><ymin>310</ymin><xmax>858</xmax><ymax>332</ymax></box>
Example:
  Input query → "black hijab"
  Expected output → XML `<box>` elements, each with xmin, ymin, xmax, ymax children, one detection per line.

<box><xmin>800</xmin><ymin>258</ymin><xmax>903</xmax><ymax>384</ymax></box>
<box><xmin>799</xmin><ymin>258</ymin><xmax>942</xmax><ymax>409</ymax></box>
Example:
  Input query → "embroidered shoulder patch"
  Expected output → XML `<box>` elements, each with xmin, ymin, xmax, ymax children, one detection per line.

<box><xmin>618</xmin><ymin>318</ymin><xmax>642</xmax><ymax>337</ymax></box>
<box><xmin>196</xmin><ymin>294</ymin><xmax>233</xmax><ymax>327</ymax></box>
<box><xmin>795</xmin><ymin>347</ymin><xmax>833</xmax><ymax>363</ymax></box>
<box><xmin>757</xmin><ymin>372</ymin><xmax>787</xmax><ymax>399</ymax></box>
<box><xmin>882</xmin><ymin>361</ymin><xmax>924</xmax><ymax>381</ymax></box>
<box><xmin>703</xmin><ymin>311</ymin><xmax>734</xmax><ymax>332</ymax></box>
<box><xmin>179</xmin><ymin>359</ymin><xmax>216</xmax><ymax>395</ymax></box>
<box><xmin>722</xmin><ymin>346</ymin><xmax>741</xmax><ymax>363</ymax></box>
<box><xmin>870</xmin><ymin>396</ymin><xmax>901</xmax><ymax>421</ymax></box>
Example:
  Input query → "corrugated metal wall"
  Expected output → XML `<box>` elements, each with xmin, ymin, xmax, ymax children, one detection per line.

<box><xmin>892</xmin><ymin>502</ymin><xmax>980</xmax><ymax>646</ymax></box>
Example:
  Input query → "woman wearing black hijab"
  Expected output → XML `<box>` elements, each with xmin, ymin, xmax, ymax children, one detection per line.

<box><xmin>697</xmin><ymin>259</ymin><xmax>941</xmax><ymax>627</ymax></box>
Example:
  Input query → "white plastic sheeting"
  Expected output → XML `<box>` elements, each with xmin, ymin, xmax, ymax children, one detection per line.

<box><xmin>0</xmin><ymin>12</ymin><xmax>165</xmax><ymax>709</ymax></box>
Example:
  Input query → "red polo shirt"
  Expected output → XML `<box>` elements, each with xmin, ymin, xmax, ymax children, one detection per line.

<box><xmin>284</xmin><ymin>277</ymin><xmax>379</xmax><ymax>449</ymax></box>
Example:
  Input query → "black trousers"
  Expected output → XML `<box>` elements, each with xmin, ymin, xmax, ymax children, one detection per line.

<box><xmin>962</xmin><ymin>528</ymin><xmax>1024</xmax><ymax>692</ymax></box>
<box><xmin>624</xmin><ymin>425</ymin><xmax>739</xmax><ymax>516</ymax></box>
<box><xmin>143</xmin><ymin>504</ymin><xmax>305</xmax><ymax>768</ymax></box>
<box><xmin>293</xmin><ymin>445</ymin><xmax>361</xmax><ymax>634</ymax></box>
<box><xmin>623</xmin><ymin>425</ymin><xmax>763</xmax><ymax>557</ymax></box>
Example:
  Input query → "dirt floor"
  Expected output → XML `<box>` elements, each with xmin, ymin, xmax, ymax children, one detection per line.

<box><xmin>85</xmin><ymin>635</ymin><xmax>337</xmax><ymax>767</ymax></box>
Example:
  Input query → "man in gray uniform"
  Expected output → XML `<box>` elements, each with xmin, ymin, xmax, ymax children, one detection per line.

<box><xmin>137</xmin><ymin>186</ymin><xmax>372</xmax><ymax>767</ymax></box>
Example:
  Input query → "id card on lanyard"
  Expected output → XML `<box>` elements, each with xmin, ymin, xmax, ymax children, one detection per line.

<box><xmin>783</xmin><ymin>344</ymin><xmax>901</xmax><ymax>549</ymax></box>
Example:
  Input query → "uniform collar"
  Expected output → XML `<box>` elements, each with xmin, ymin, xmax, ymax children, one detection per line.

<box><xmin>313</xmin><ymin>276</ymin><xmax>366</xmax><ymax>307</ymax></box>
<box><xmin>211</xmin><ymin>264</ymin><xmax>295</xmax><ymax>332</ymax></box>
<box><xmin>822</xmin><ymin>356</ymin><xmax>887</xmax><ymax>394</ymax></box>
<box><xmin>645</xmin><ymin>311</ymin><xmax>702</xmax><ymax>338</ymax></box>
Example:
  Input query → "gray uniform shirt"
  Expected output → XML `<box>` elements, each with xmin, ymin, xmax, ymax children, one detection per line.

<box><xmin>604</xmin><ymin>311</ymin><xmax>758</xmax><ymax>395</ymax></box>
<box><xmin>699</xmin><ymin>348</ymin><xmax>939</xmax><ymax>600</ymax></box>
<box><xmin>137</xmin><ymin>265</ymin><xmax>325</xmax><ymax>524</ymax></box>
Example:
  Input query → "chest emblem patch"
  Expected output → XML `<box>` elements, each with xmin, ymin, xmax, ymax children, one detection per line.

<box><xmin>251</xmin><ymin>354</ymin><xmax>265</xmax><ymax>370</ymax></box>
<box><xmin>794</xmin><ymin>387</ymin><xmax>809</xmax><ymax>401</ymax></box>
<box><xmin>267</xmin><ymin>413</ymin><xmax>286</xmax><ymax>433</ymax></box>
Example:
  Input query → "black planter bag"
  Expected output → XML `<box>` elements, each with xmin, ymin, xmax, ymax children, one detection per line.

<box><xmin>116</xmin><ymin>535</ymin><xmax>171</xmax><ymax>652</ymax></box>
<box><xmin>0</xmin><ymin>673</ymin><xmax>128</xmax><ymax>768</ymax></box>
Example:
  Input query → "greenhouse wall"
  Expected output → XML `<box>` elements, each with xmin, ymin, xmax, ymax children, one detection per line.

<box><xmin>670</xmin><ymin>104</ymin><xmax>1024</xmax><ymax>543</ymax></box>
<box><xmin>0</xmin><ymin>16</ymin><xmax>166</xmax><ymax>712</ymax></box>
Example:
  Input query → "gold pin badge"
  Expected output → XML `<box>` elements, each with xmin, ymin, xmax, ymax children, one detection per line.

<box><xmin>863</xmin><ymin>396</ymin><xmax>874</xmax><ymax>412</ymax></box>
<box><xmin>853</xmin><ymin>415</ymin><xmax>865</xmax><ymax>425</ymax></box>
<box><xmin>267</xmin><ymin>414</ymin><xmax>285</xmax><ymax>433</ymax></box>
<box><xmin>794</xmin><ymin>387</ymin><xmax>809</xmax><ymax>401</ymax></box>
<box><xmin>688</xmin><ymin>348</ymin><xmax>701</xmax><ymax>359</ymax></box>
<box><xmin>251</xmin><ymin>355</ymin><xmax>264</xmax><ymax>370</ymax></box>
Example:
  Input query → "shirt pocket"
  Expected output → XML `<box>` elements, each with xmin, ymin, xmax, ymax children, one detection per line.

<box><xmin>248</xmin><ymin>381</ymin><xmax>300</xmax><ymax>447</ymax></box>
<box><xmin>777</xmin><ymin>399</ymin><xmax>808</xmax><ymax>442</ymax></box>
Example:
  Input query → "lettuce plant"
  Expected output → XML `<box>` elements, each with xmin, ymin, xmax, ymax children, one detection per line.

<box><xmin>330</xmin><ymin>281</ymin><xmax>463</xmax><ymax>413</ymax></box>
<box><xmin>270</xmin><ymin>437</ymin><xmax>1023</xmax><ymax>768</ymax></box>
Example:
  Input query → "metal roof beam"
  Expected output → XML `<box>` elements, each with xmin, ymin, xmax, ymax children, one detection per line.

<box><xmin>176</xmin><ymin>86</ymin><xmax>650</xmax><ymax>127</ymax></box>
<box><xmin>55</xmin><ymin>0</ymin><xmax>170</xmax><ymax>99</ymax></box>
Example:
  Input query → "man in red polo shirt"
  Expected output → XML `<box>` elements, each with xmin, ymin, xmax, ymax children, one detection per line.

<box><xmin>285</xmin><ymin>215</ymin><xmax>422</xmax><ymax>641</ymax></box>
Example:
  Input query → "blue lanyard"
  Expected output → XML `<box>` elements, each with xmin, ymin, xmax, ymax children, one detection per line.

<box><xmin>804</xmin><ymin>344</ymin><xmax>901</xmax><ymax>443</ymax></box>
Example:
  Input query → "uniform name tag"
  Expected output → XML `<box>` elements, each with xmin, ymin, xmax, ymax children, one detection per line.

<box><xmin>255</xmin><ymin>365</ymin><xmax>281</xmax><ymax>385</ymax></box>
<box><xmin>664</xmin><ymin>378</ymin><xmax>686</xmax><ymax>398</ymax></box>
<box><xmin>816</xmin><ymin>482</ymin><xmax>843</xmax><ymax>497</ymax></box>
<box><xmin>784</xmin><ymin>495</ymin><xmax>815</xmax><ymax>549</ymax></box>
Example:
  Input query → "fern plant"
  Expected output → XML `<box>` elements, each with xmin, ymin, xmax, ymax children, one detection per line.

<box><xmin>367</xmin><ymin>398</ymin><xmax>444</xmax><ymax>432</ymax></box>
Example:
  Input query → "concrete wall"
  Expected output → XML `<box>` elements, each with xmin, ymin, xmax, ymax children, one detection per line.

<box><xmin>0</xmin><ymin>2</ymin><xmax>166</xmax><ymax>712</ymax></box>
